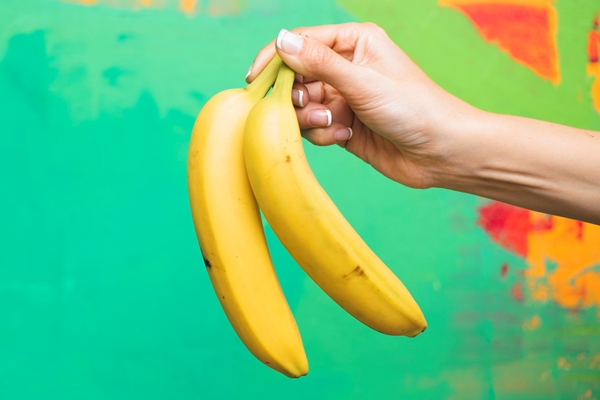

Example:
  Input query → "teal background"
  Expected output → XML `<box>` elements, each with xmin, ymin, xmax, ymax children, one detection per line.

<box><xmin>1</xmin><ymin>0</ymin><xmax>599</xmax><ymax>399</ymax></box>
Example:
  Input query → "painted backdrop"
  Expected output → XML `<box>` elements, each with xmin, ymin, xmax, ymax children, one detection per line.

<box><xmin>1</xmin><ymin>0</ymin><xmax>599</xmax><ymax>399</ymax></box>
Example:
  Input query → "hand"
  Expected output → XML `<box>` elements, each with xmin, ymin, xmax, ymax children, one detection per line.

<box><xmin>246</xmin><ymin>22</ymin><xmax>473</xmax><ymax>189</ymax></box>
<box><xmin>247</xmin><ymin>23</ymin><xmax>600</xmax><ymax>224</ymax></box>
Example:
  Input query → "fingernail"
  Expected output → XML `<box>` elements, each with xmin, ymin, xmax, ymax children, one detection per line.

<box><xmin>335</xmin><ymin>127</ymin><xmax>353</xmax><ymax>141</ymax></box>
<box><xmin>245</xmin><ymin>66</ymin><xmax>252</xmax><ymax>82</ymax></box>
<box><xmin>309</xmin><ymin>109</ymin><xmax>331</xmax><ymax>127</ymax></box>
<box><xmin>276</xmin><ymin>29</ymin><xmax>303</xmax><ymax>55</ymax></box>
<box><xmin>292</xmin><ymin>89</ymin><xmax>305</xmax><ymax>107</ymax></box>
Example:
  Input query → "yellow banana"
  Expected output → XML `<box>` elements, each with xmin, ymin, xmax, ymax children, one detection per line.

<box><xmin>187</xmin><ymin>55</ymin><xmax>308</xmax><ymax>378</ymax></box>
<box><xmin>244</xmin><ymin>63</ymin><xmax>427</xmax><ymax>337</ymax></box>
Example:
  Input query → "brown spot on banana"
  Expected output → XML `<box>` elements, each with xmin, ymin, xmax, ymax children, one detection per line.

<box><xmin>344</xmin><ymin>265</ymin><xmax>367</xmax><ymax>279</ymax></box>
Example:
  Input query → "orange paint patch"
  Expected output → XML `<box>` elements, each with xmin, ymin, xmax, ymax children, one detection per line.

<box><xmin>588</xmin><ymin>25</ymin><xmax>600</xmax><ymax>114</ymax></box>
<box><xmin>557</xmin><ymin>357</ymin><xmax>572</xmax><ymax>371</ymax></box>
<box><xmin>208</xmin><ymin>0</ymin><xmax>242</xmax><ymax>17</ymax></box>
<box><xmin>478</xmin><ymin>201</ymin><xmax>600</xmax><ymax>314</ymax></box>
<box><xmin>527</xmin><ymin>213</ymin><xmax>600</xmax><ymax>310</ymax></box>
<box><xmin>529</xmin><ymin>280</ymin><xmax>549</xmax><ymax>302</ymax></box>
<box><xmin>180</xmin><ymin>0</ymin><xmax>197</xmax><ymax>14</ymax></box>
<box><xmin>66</xmin><ymin>0</ymin><xmax>98</xmax><ymax>4</ymax></box>
<box><xmin>587</xmin><ymin>59</ymin><xmax>600</xmax><ymax>112</ymax></box>
<box><xmin>591</xmin><ymin>76</ymin><xmax>600</xmax><ymax>113</ymax></box>
<box><xmin>61</xmin><ymin>0</ymin><xmax>242</xmax><ymax>16</ymax></box>
<box><xmin>440</xmin><ymin>0</ymin><xmax>560</xmax><ymax>83</ymax></box>
<box><xmin>522</xmin><ymin>314</ymin><xmax>541</xmax><ymax>330</ymax></box>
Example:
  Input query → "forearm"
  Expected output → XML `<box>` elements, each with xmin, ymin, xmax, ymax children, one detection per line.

<box><xmin>435</xmin><ymin>107</ymin><xmax>600</xmax><ymax>225</ymax></box>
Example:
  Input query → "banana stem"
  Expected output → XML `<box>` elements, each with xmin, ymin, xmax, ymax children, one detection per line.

<box><xmin>246</xmin><ymin>55</ymin><xmax>283</xmax><ymax>96</ymax></box>
<box><xmin>271</xmin><ymin>62</ymin><xmax>295</xmax><ymax>100</ymax></box>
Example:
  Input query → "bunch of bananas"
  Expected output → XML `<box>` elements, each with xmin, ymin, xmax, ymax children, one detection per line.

<box><xmin>187</xmin><ymin>55</ymin><xmax>427</xmax><ymax>378</ymax></box>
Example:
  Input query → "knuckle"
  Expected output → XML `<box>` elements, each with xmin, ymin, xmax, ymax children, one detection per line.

<box><xmin>291</xmin><ymin>26</ymin><xmax>309</xmax><ymax>36</ymax></box>
<box><xmin>362</xmin><ymin>21</ymin><xmax>385</xmax><ymax>35</ymax></box>
<box><xmin>362</xmin><ymin>21</ymin><xmax>378</xmax><ymax>29</ymax></box>
<box><xmin>304</xmin><ymin>45</ymin><xmax>335</xmax><ymax>70</ymax></box>
<box><xmin>302</xmin><ymin>128</ymin><xmax>329</xmax><ymax>146</ymax></box>
<box><xmin>345</xmin><ymin>22</ymin><xmax>364</xmax><ymax>36</ymax></box>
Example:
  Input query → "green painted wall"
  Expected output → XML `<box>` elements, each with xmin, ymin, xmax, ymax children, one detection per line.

<box><xmin>1</xmin><ymin>1</ymin><xmax>599</xmax><ymax>399</ymax></box>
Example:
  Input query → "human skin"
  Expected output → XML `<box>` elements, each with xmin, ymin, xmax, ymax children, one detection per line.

<box><xmin>246</xmin><ymin>23</ymin><xmax>600</xmax><ymax>225</ymax></box>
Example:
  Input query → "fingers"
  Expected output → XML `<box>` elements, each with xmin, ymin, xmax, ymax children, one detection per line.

<box><xmin>302</xmin><ymin>81</ymin><xmax>326</xmax><ymax>104</ymax></box>
<box><xmin>292</xmin><ymin>88</ymin><xmax>349</xmax><ymax>146</ymax></box>
<box><xmin>296</xmin><ymin>106</ymin><xmax>332</xmax><ymax>129</ymax></box>
<box><xmin>251</xmin><ymin>53</ymin><xmax>353</xmax><ymax>146</ymax></box>
<box><xmin>246</xmin><ymin>22</ymin><xmax>380</xmax><ymax>85</ymax></box>
<box><xmin>283</xmin><ymin>23</ymin><xmax>372</xmax><ymax>60</ymax></box>
<box><xmin>245</xmin><ymin>38</ymin><xmax>277</xmax><ymax>83</ymax></box>
<box><xmin>292</xmin><ymin>81</ymin><xmax>325</xmax><ymax>108</ymax></box>
<box><xmin>303</xmin><ymin>126</ymin><xmax>354</xmax><ymax>147</ymax></box>
<box><xmin>296</xmin><ymin>83</ymin><xmax>351</xmax><ymax>126</ymax></box>
<box><xmin>292</xmin><ymin>81</ymin><xmax>308</xmax><ymax>108</ymax></box>
<box><xmin>294</xmin><ymin>85</ymin><xmax>355</xmax><ymax>146</ymax></box>
<box><xmin>246</xmin><ymin>23</ymin><xmax>374</xmax><ymax>147</ymax></box>
<box><xmin>275</xmin><ymin>28</ymin><xmax>364</xmax><ymax>92</ymax></box>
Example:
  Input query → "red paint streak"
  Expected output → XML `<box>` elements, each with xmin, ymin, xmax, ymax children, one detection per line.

<box><xmin>589</xmin><ymin>28</ymin><xmax>600</xmax><ymax>63</ymax></box>
<box><xmin>478</xmin><ymin>201</ymin><xmax>553</xmax><ymax>257</ymax></box>
<box><xmin>478</xmin><ymin>202</ymin><xmax>530</xmax><ymax>256</ymax></box>
<box><xmin>500</xmin><ymin>263</ymin><xmax>509</xmax><ymax>278</ymax></box>
<box><xmin>576</xmin><ymin>220</ymin><xmax>584</xmax><ymax>240</ymax></box>
<box><xmin>454</xmin><ymin>3</ymin><xmax>559</xmax><ymax>82</ymax></box>
<box><xmin>511</xmin><ymin>282</ymin><xmax>525</xmax><ymax>302</ymax></box>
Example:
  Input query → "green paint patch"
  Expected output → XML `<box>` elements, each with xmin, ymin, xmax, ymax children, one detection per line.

<box><xmin>2</xmin><ymin>0</ymin><xmax>600</xmax><ymax>399</ymax></box>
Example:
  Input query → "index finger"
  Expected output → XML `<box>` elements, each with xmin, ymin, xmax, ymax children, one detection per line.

<box><xmin>245</xmin><ymin>23</ymin><xmax>369</xmax><ymax>83</ymax></box>
<box><xmin>245</xmin><ymin>37</ymin><xmax>278</xmax><ymax>84</ymax></box>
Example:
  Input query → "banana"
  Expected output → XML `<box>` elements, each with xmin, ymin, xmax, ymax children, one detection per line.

<box><xmin>187</xmin><ymin>55</ymin><xmax>308</xmax><ymax>378</ymax></box>
<box><xmin>244</xmin><ymin>63</ymin><xmax>427</xmax><ymax>337</ymax></box>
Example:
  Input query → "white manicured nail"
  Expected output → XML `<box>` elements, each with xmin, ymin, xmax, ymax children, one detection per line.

<box><xmin>276</xmin><ymin>29</ymin><xmax>303</xmax><ymax>55</ymax></box>
<box><xmin>245</xmin><ymin>66</ymin><xmax>252</xmax><ymax>81</ymax></box>
<box><xmin>292</xmin><ymin>89</ymin><xmax>304</xmax><ymax>107</ymax></box>
<box><xmin>334</xmin><ymin>127</ymin><xmax>353</xmax><ymax>141</ymax></box>
<box><xmin>308</xmin><ymin>109</ymin><xmax>331</xmax><ymax>127</ymax></box>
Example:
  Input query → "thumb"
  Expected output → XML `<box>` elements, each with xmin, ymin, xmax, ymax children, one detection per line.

<box><xmin>275</xmin><ymin>29</ymin><xmax>359</xmax><ymax>92</ymax></box>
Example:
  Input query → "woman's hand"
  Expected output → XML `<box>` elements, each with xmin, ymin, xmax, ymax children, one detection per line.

<box><xmin>246</xmin><ymin>22</ymin><xmax>600</xmax><ymax>225</ymax></box>
<box><xmin>246</xmin><ymin>22</ymin><xmax>473</xmax><ymax>189</ymax></box>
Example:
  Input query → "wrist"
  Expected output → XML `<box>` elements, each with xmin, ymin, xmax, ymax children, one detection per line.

<box><xmin>424</xmin><ymin>95</ymin><xmax>488</xmax><ymax>191</ymax></box>
<box><xmin>428</xmin><ymin>106</ymin><xmax>600</xmax><ymax>224</ymax></box>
